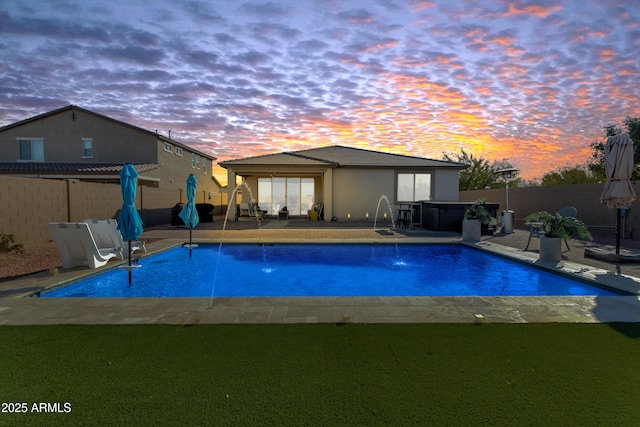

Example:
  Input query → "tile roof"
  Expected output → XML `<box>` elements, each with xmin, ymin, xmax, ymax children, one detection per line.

<box><xmin>0</xmin><ymin>162</ymin><xmax>159</xmax><ymax>173</ymax></box>
<box><xmin>219</xmin><ymin>152</ymin><xmax>336</xmax><ymax>167</ymax></box>
<box><xmin>220</xmin><ymin>145</ymin><xmax>467</xmax><ymax>169</ymax></box>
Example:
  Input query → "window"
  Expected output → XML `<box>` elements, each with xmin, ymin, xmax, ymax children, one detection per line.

<box><xmin>18</xmin><ymin>138</ymin><xmax>44</xmax><ymax>161</ymax></box>
<box><xmin>202</xmin><ymin>158</ymin><xmax>206</xmax><ymax>173</ymax></box>
<box><xmin>82</xmin><ymin>138</ymin><xmax>93</xmax><ymax>158</ymax></box>
<box><xmin>175</xmin><ymin>147</ymin><xmax>182</xmax><ymax>156</ymax></box>
<box><xmin>397</xmin><ymin>173</ymin><xmax>431</xmax><ymax>202</ymax></box>
<box><xmin>196</xmin><ymin>155</ymin><xmax>201</xmax><ymax>170</ymax></box>
<box><xmin>191</xmin><ymin>153</ymin><xmax>196</xmax><ymax>168</ymax></box>
<box><xmin>163</xmin><ymin>142</ymin><xmax>173</xmax><ymax>153</ymax></box>
<box><xmin>258</xmin><ymin>177</ymin><xmax>315</xmax><ymax>215</ymax></box>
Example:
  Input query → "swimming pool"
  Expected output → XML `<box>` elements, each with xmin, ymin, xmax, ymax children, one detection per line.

<box><xmin>40</xmin><ymin>244</ymin><xmax>617</xmax><ymax>298</ymax></box>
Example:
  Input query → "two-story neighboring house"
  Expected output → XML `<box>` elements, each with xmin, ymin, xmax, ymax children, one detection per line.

<box><xmin>0</xmin><ymin>105</ymin><xmax>220</xmax><ymax>196</ymax></box>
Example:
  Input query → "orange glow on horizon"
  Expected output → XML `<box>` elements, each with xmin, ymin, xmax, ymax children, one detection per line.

<box><xmin>205</xmin><ymin>52</ymin><xmax>638</xmax><ymax>187</ymax></box>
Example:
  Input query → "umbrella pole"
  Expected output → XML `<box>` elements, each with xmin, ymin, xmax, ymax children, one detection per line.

<box><xmin>189</xmin><ymin>228</ymin><xmax>193</xmax><ymax>257</ymax></box>
<box><xmin>128</xmin><ymin>240</ymin><xmax>132</xmax><ymax>284</ymax></box>
<box><xmin>616</xmin><ymin>208</ymin><xmax>621</xmax><ymax>255</ymax></box>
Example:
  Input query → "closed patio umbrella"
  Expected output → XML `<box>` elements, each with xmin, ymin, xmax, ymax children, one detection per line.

<box><xmin>117</xmin><ymin>163</ymin><xmax>144</xmax><ymax>283</ymax></box>
<box><xmin>178</xmin><ymin>174</ymin><xmax>199</xmax><ymax>257</ymax></box>
<box><xmin>599</xmin><ymin>134</ymin><xmax>636</xmax><ymax>254</ymax></box>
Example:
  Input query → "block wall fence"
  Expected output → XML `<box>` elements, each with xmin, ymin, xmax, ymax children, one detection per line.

<box><xmin>460</xmin><ymin>182</ymin><xmax>640</xmax><ymax>240</ymax></box>
<box><xmin>0</xmin><ymin>176</ymin><xmax>229</xmax><ymax>245</ymax></box>
<box><xmin>2</xmin><ymin>175</ymin><xmax>638</xmax><ymax>245</ymax></box>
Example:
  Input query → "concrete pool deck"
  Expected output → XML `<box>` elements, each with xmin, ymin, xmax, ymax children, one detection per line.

<box><xmin>2</xmin><ymin>221</ymin><xmax>640</xmax><ymax>325</ymax></box>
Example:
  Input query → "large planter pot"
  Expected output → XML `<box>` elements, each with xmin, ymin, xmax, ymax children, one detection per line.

<box><xmin>462</xmin><ymin>218</ymin><xmax>482</xmax><ymax>242</ymax></box>
<box><xmin>540</xmin><ymin>236</ymin><xmax>562</xmax><ymax>262</ymax></box>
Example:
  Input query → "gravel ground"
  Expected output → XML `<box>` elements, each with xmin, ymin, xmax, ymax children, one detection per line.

<box><xmin>0</xmin><ymin>242</ymin><xmax>62</xmax><ymax>282</ymax></box>
<box><xmin>0</xmin><ymin>239</ymin><xmax>165</xmax><ymax>282</ymax></box>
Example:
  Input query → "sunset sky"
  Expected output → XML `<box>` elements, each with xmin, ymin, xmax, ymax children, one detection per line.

<box><xmin>1</xmin><ymin>0</ymin><xmax>638</xmax><ymax>184</ymax></box>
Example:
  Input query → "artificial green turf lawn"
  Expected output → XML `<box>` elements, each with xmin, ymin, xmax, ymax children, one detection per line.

<box><xmin>1</xmin><ymin>323</ymin><xmax>639</xmax><ymax>426</ymax></box>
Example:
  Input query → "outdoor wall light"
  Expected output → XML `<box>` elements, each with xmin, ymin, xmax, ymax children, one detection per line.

<box><xmin>347</xmin><ymin>213</ymin><xmax>351</xmax><ymax>221</ymax></box>
<box><xmin>366</xmin><ymin>212</ymin><xmax>369</xmax><ymax>220</ymax></box>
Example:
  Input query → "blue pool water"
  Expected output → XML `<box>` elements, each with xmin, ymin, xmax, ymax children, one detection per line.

<box><xmin>41</xmin><ymin>244</ymin><xmax>617</xmax><ymax>298</ymax></box>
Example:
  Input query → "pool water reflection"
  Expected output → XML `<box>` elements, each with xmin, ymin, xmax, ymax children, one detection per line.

<box><xmin>41</xmin><ymin>244</ymin><xmax>618</xmax><ymax>298</ymax></box>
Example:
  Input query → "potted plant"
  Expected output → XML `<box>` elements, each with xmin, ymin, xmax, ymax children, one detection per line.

<box><xmin>462</xmin><ymin>197</ymin><xmax>496</xmax><ymax>242</ymax></box>
<box><xmin>524</xmin><ymin>211</ymin><xmax>593</xmax><ymax>262</ymax></box>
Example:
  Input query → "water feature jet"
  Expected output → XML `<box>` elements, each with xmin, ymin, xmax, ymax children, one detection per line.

<box><xmin>210</xmin><ymin>180</ymin><xmax>262</xmax><ymax>306</ymax></box>
<box><xmin>373</xmin><ymin>195</ymin><xmax>395</xmax><ymax>232</ymax></box>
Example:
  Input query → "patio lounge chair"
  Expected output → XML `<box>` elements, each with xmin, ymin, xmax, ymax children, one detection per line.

<box><xmin>83</xmin><ymin>218</ymin><xmax>146</xmax><ymax>259</ymax></box>
<box><xmin>525</xmin><ymin>206</ymin><xmax>577</xmax><ymax>251</ymax></box>
<box><xmin>46</xmin><ymin>222</ymin><xmax>119</xmax><ymax>269</ymax></box>
<box><xmin>247</xmin><ymin>202</ymin><xmax>265</xmax><ymax>220</ymax></box>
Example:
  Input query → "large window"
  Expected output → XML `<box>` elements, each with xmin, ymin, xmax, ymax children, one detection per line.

<box><xmin>258</xmin><ymin>177</ymin><xmax>315</xmax><ymax>215</ymax></box>
<box><xmin>397</xmin><ymin>173</ymin><xmax>431</xmax><ymax>202</ymax></box>
<box><xmin>18</xmin><ymin>138</ymin><xmax>44</xmax><ymax>161</ymax></box>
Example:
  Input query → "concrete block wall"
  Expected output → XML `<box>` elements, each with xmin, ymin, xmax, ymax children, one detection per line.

<box><xmin>0</xmin><ymin>176</ymin><xmax>230</xmax><ymax>245</ymax></box>
<box><xmin>139</xmin><ymin>186</ymin><xmax>181</xmax><ymax>209</ymax></box>
<box><xmin>460</xmin><ymin>182</ymin><xmax>640</xmax><ymax>239</ymax></box>
<box><xmin>67</xmin><ymin>180</ymin><xmax>122</xmax><ymax>222</ymax></box>
<box><xmin>0</xmin><ymin>176</ymin><xmax>68</xmax><ymax>244</ymax></box>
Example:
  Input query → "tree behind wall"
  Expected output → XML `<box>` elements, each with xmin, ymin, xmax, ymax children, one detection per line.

<box><xmin>540</xmin><ymin>164</ymin><xmax>601</xmax><ymax>186</ymax></box>
<box><xmin>443</xmin><ymin>148</ymin><xmax>522</xmax><ymax>191</ymax></box>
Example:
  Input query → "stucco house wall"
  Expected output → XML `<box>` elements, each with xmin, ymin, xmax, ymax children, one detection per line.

<box><xmin>433</xmin><ymin>169</ymin><xmax>461</xmax><ymax>201</ymax></box>
<box><xmin>0</xmin><ymin>107</ymin><xmax>157</xmax><ymax>163</ymax></box>
<box><xmin>332</xmin><ymin>168</ymin><xmax>395</xmax><ymax>220</ymax></box>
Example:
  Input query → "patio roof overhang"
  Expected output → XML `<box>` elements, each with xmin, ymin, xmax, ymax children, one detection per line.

<box><xmin>0</xmin><ymin>162</ymin><xmax>161</xmax><ymax>187</ymax></box>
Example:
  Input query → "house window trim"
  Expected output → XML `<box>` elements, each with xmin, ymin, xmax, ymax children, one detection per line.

<box><xmin>175</xmin><ymin>147</ymin><xmax>183</xmax><ymax>156</ymax></box>
<box><xmin>163</xmin><ymin>142</ymin><xmax>173</xmax><ymax>153</ymax></box>
<box><xmin>82</xmin><ymin>138</ymin><xmax>93</xmax><ymax>159</ymax></box>
<box><xmin>17</xmin><ymin>137</ymin><xmax>45</xmax><ymax>162</ymax></box>
<box><xmin>395</xmin><ymin>171</ymin><xmax>432</xmax><ymax>203</ymax></box>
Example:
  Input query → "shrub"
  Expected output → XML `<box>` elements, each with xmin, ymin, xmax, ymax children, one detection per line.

<box><xmin>0</xmin><ymin>233</ymin><xmax>24</xmax><ymax>254</ymax></box>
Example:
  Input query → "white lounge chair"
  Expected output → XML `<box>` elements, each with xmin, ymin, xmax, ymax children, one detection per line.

<box><xmin>47</xmin><ymin>222</ymin><xmax>119</xmax><ymax>269</ymax></box>
<box><xmin>83</xmin><ymin>218</ymin><xmax>146</xmax><ymax>259</ymax></box>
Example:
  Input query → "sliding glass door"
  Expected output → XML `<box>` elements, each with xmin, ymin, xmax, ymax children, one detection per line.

<box><xmin>258</xmin><ymin>177</ymin><xmax>315</xmax><ymax>215</ymax></box>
